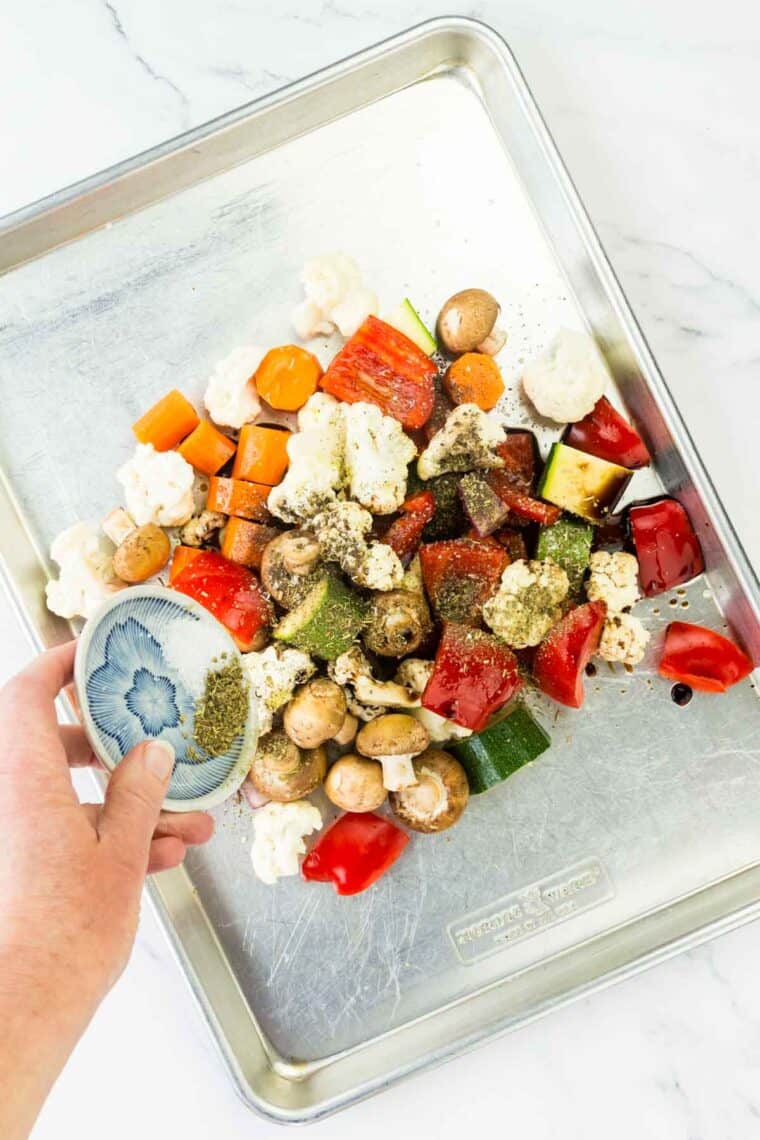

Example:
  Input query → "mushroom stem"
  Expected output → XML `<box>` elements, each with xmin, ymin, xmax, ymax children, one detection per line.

<box><xmin>477</xmin><ymin>326</ymin><xmax>507</xmax><ymax>356</ymax></box>
<box><xmin>379</xmin><ymin>753</ymin><xmax>418</xmax><ymax>791</ymax></box>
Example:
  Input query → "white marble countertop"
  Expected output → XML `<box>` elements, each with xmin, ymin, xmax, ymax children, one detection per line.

<box><xmin>2</xmin><ymin>2</ymin><xmax>759</xmax><ymax>1137</ymax></box>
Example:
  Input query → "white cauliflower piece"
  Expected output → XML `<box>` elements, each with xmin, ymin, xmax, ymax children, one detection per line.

<box><xmin>251</xmin><ymin>801</ymin><xmax>322</xmax><ymax>885</ymax></box>
<box><xmin>102</xmin><ymin>507</ymin><xmax>135</xmax><ymax>546</ymax></box>
<box><xmin>310</xmin><ymin>501</ymin><xmax>404</xmax><ymax>591</ymax></box>
<box><xmin>46</xmin><ymin>522</ymin><xmax>125</xmax><ymax>620</ymax></box>
<box><xmin>342</xmin><ymin>402</ymin><xmax>416</xmax><ymax>514</ymax></box>
<box><xmin>483</xmin><ymin>559</ymin><xmax>569</xmax><ymax>648</ymax></box>
<box><xmin>586</xmin><ymin>550</ymin><xmax>640</xmax><ymax>612</ymax></box>
<box><xmin>395</xmin><ymin>659</ymin><xmax>472</xmax><ymax>744</ymax></box>
<box><xmin>241</xmin><ymin>646</ymin><xmax>316</xmax><ymax>736</ymax></box>
<box><xmin>292</xmin><ymin>252</ymin><xmax>378</xmax><ymax>339</ymax></box>
<box><xmin>597</xmin><ymin>612</ymin><xmax>650</xmax><ymax>667</ymax></box>
<box><xmin>331</xmin><ymin>646</ymin><xmax>419</xmax><ymax>712</ymax></box>
<box><xmin>268</xmin><ymin>393</ymin><xmax>346</xmax><ymax>523</ymax></box>
<box><xmin>117</xmin><ymin>444</ymin><xmax>195</xmax><ymax>527</ymax></box>
<box><xmin>522</xmin><ymin>328</ymin><xmax>610</xmax><ymax>424</ymax></box>
<box><xmin>204</xmin><ymin>345</ymin><xmax>263</xmax><ymax>428</ymax></box>
<box><xmin>417</xmin><ymin>404</ymin><xmax>506</xmax><ymax>480</ymax></box>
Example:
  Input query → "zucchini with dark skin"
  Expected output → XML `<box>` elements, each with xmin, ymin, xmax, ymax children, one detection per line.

<box><xmin>537</xmin><ymin>442</ymin><xmax>632</xmax><ymax>525</ymax></box>
<box><xmin>535</xmin><ymin>515</ymin><xmax>594</xmax><ymax>597</ymax></box>
<box><xmin>274</xmin><ymin>576</ymin><xmax>369</xmax><ymax>660</ymax></box>
<box><xmin>451</xmin><ymin>703</ymin><xmax>550</xmax><ymax>794</ymax></box>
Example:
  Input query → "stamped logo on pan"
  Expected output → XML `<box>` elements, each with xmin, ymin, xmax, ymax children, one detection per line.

<box><xmin>448</xmin><ymin>857</ymin><xmax>614</xmax><ymax>965</ymax></box>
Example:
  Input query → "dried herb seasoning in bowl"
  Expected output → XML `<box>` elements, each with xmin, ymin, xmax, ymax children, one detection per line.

<box><xmin>74</xmin><ymin>586</ymin><xmax>258</xmax><ymax>812</ymax></box>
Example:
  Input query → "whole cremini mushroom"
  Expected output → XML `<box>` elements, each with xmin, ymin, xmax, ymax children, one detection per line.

<box><xmin>324</xmin><ymin>754</ymin><xmax>387</xmax><ymax>812</ymax></box>
<box><xmin>283</xmin><ymin>677</ymin><xmax>347</xmax><ymax>749</ymax></box>
<box><xmin>260</xmin><ymin>529</ymin><xmax>322</xmax><ymax>608</ymax></box>
<box><xmin>436</xmin><ymin>289</ymin><xmax>505</xmax><ymax>356</ymax></box>
<box><xmin>389</xmin><ymin>749</ymin><xmax>469</xmax><ymax>833</ymax></box>
<box><xmin>248</xmin><ymin>730</ymin><xmax>326</xmax><ymax>802</ymax></box>
<box><xmin>355</xmin><ymin>713</ymin><xmax>429</xmax><ymax>791</ymax></box>
<box><xmin>332</xmin><ymin>711</ymin><xmax>359</xmax><ymax>747</ymax></box>
<box><xmin>362</xmin><ymin>590</ymin><xmax>432</xmax><ymax>658</ymax></box>
<box><xmin>112</xmin><ymin>524</ymin><xmax>171</xmax><ymax>584</ymax></box>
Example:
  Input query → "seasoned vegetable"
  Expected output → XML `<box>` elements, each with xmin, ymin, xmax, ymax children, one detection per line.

<box><xmin>459</xmin><ymin>473</ymin><xmax>510</xmax><ymax>537</ymax></box>
<box><xmin>132</xmin><ymin>389</ymin><xmax>199</xmax><ymax>451</ymax></box>
<box><xmin>232</xmin><ymin>424</ymin><xmax>291</xmax><ymax>486</ymax></box>
<box><xmin>421</xmin><ymin>622</ymin><xmax>522</xmax><ymax>732</ymax></box>
<box><xmin>180</xmin><ymin>510</ymin><xmax>227</xmax><ymax>548</ymax></box>
<box><xmin>356</xmin><ymin>713</ymin><xmax>429</xmax><ymax>791</ymax></box>
<box><xmin>451</xmin><ymin>703</ymin><xmax>550</xmax><ymax>793</ymax></box>
<box><xmin>283</xmin><ymin>678</ymin><xmax>347</xmax><ymax>748</ymax></box>
<box><xmin>537</xmin><ymin>442</ymin><xmax>632</xmax><ymax>524</ymax></box>
<box><xmin>173</xmin><ymin>549</ymin><xmax>274</xmax><ymax>652</ymax></box>
<box><xmin>207</xmin><ymin>476</ymin><xmax>272</xmax><ymax>522</ymax></box>
<box><xmin>419</xmin><ymin>538</ymin><xmax>508</xmax><ymax>625</ymax></box>
<box><xmin>658</xmin><ymin>622</ymin><xmax>753</xmax><ymax>693</ymax></box>
<box><xmin>112</xmin><ymin>523</ymin><xmax>170</xmax><ymax>584</ymax></box>
<box><xmin>324</xmin><ymin>754</ymin><xmax>387</xmax><ymax>812</ymax></box>
<box><xmin>177</xmin><ymin>420</ymin><xmax>236</xmax><ymax>475</ymax></box>
<box><xmin>436</xmin><ymin>289</ymin><xmax>503</xmax><ymax>355</ymax></box>
<box><xmin>482</xmin><ymin>559</ymin><xmax>569</xmax><ymax>648</ymax></box>
<box><xmin>628</xmin><ymin>498</ymin><xmax>704</xmax><ymax>596</ymax></box>
<box><xmin>221</xmin><ymin>518</ymin><xmax>280</xmax><ymax>569</ymax></box>
<box><xmin>565</xmin><ymin>396</ymin><xmax>650</xmax><ymax>469</ymax></box>
<box><xmin>274</xmin><ymin>576</ymin><xmax>369</xmax><ymax>660</ymax></box>
<box><xmin>260</xmin><ymin>529</ymin><xmax>322</xmax><ymax>608</ymax></box>
<box><xmin>444</xmin><ymin>353</ymin><xmax>504</xmax><ymax>411</ymax></box>
<box><xmin>496</xmin><ymin>431</ymin><xmax>538</xmax><ymax>492</ymax></box>
<box><xmin>486</xmin><ymin>469</ymin><xmax>562</xmax><ymax>525</ymax></box>
<box><xmin>386</xmin><ymin>298</ymin><xmax>437</xmax><ymax>355</ymax></box>
<box><xmin>302</xmin><ymin>812</ymin><xmax>409</xmax><ymax>895</ymax></box>
<box><xmin>493</xmin><ymin>526</ymin><xmax>528</xmax><ymax>562</ymax></box>
<box><xmin>363</xmin><ymin>589</ymin><xmax>432</xmax><ymax>657</ymax></box>
<box><xmin>380</xmin><ymin>490</ymin><xmax>435</xmax><ymax>564</ymax></box>
<box><xmin>389</xmin><ymin>749</ymin><xmax>469</xmax><ymax>832</ymax></box>
<box><xmin>254</xmin><ymin>344</ymin><xmax>323</xmax><ymax>411</ymax></box>
<box><xmin>320</xmin><ymin>315</ymin><xmax>436</xmax><ymax>429</ymax></box>
<box><xmin>533</xmin><ymin>600</ymin><xmax>606</xmax><ymax>708</ymax></box>
<box><xmin>535</xmin><ymin>515</ymin><xmax>594</xmax><ymax>597</ymax></box>
<box><xmin>169</xmin><ymin>545</ymin><xmax>204</xmax><ymax>583</ymax></box>
<box><xmin>249</xmin><ymin>731</ymin><xmax>326</xmax><ymax>802</ymax></box>
<box><xmin>417</xmin><ymin>404</ymin><xmax>505</xmax><ymax>480</ymax></box>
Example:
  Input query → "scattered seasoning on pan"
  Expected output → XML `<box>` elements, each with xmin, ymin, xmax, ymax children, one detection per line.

<box><xmin>192</xmin><ymin>655</ymin><xmax>249</xmax><ymax>756</ymax></box>
<box><xmin>671</xmin><ymin>682</ymin><xmax>693</xmax><ymax>707</ymax></box>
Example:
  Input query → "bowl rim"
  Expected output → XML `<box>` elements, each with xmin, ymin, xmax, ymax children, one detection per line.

<box><xmin>74</xmin><ymin>585</ymin><xmax>257</xmax><ymax>813</ymax></box>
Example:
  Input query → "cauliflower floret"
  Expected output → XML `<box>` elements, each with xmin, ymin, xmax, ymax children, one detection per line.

<box><xmin>292</xmin><ymin>253</ymin><xmax>378</xmax><ymax>339</ymax></box>
<box><xmin>117</xmin><ymin>444</ymin><xmax>195</xmax><ymax>527</ymax></box>
<box><xmin>310</xmin><ymin>501</ymin><xmax>404</xmax><ymax>591</ymax></box>
<box><xmin>342</xmin><ymin>402</ymin><xmax>416</xmax><ymax>514</ymax></box>
<box><xmin>395</xmin><ymin>659</ymin><xmax>472</xmax><ymax>744</ymax></box>
<box><xmin>46</xmin><ymin>522</ymin><xmax>125</xmax><ymax>620</ymax></box>
<box><xmin>483</xmin><ymin>559</ymin><xmax>569</xmax><ymax>648</ymax></box>
<box><xmin>522</xmin><ymin>328</ymin><xmax>610</xmax><ymax>424</ymax></box>
<box><xmin>242</xmin><ymin>645</ymin><xmax>316</xmax><ymax>736</ymax></box>
<box><xmin>268</xmin><ymin>393</ymin><xmax>346</xmax><ymax>523</ymax></box>
<box><xmin>204</xmin><ymin>345</ymin><xmax>263</xmax><ymax>429</ymax></box>
<box><xmin>586</xmin><ymin>550</ymin><xmax>640</xmax><ymax>612</ymax></box>
<box><xmin>597</xmin><ymin>612</ymin><xmax>650</xmax><ymax>667</ymax></box>
<box><xmin>417</xmin><ymin>404</ymin><xmax>506</xmax><ymax>480</ymax></box>
<box><xmin>251</xmin><ymin>801</ymin><xmax>322</xmax><ymax>885</ymax></box>
<box><xmin>330</xmin><ymin>646</ymin><xmax>419</xmax><ymax>713</ymax></box>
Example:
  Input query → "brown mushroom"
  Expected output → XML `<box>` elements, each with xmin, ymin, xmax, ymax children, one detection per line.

<box><xmin>362</xmin><ymin>590</ymin><xmax>432</xmax><ymax>657</ymax></box>
<box><xmin>283</xmin><ymin>678</ymin><xmax>347</xmax><ymax>749</ymax></box>
<box><xmin>332</xmin><ymin>711</ymin><xmax>359</xmax><ymax>747</ymax></box>
<box><xmin>436</xmin><ymin>289</ymin><xmax>505</xmax><ymax>356</ymax></box>
<box><xmin>260</xmin><ymin>530</ymin><xmax>322</xmax><ymax>608</ymax></box>
<box><xmin>180</xmin><ymin>510</ymin><xmax>227</xmax><ymax>548</ymax></box>
<box><xmin>248</xmin><ymin>730</ymin><xmax>326</xmax><ymax>802</ymax></box>
<box><xmin>324</xmin><ymin>754</ymin><xmax>387</xmax><ymax>812</ymax></box>
<box><xmin>112</xmin><ymin>524</ymin><xmax>171</xmax><ymax>584</ymax></box>
<box><xmin>389</xmin><ymin>749</ymin><xmax>469</xmax><ymax>833</ymax></box>
<box><xmin>355</xmin><ymin>714</ymin><xmax>429</xmax><ymax>791</ymax></box>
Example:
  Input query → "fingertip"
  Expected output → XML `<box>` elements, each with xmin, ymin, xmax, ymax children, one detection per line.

<box><xmin>148</xmin><ymin>836</ymin><xmax>186</xmax><ymax>874</ymax></box>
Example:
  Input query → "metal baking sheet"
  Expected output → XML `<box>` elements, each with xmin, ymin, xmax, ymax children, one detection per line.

<box><xmin>0</xmin><ymin>17</ymin><xmax>758</xmax><ymax>1122</ymax></box>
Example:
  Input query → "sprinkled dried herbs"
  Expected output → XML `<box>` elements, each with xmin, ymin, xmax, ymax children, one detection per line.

<box><xmin>192</xmin><ymin>656</ymin><xmax>249</xmax><ymax>757</ymax></box>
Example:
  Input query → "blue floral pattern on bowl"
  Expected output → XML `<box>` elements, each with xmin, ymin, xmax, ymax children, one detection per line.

<box><xmin>77</xmin><ymin>590</ymin><xmax>257</xmax><ymax>809</ymax></box>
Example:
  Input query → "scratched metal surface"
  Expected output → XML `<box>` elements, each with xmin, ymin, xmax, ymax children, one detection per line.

<box><xmin>1</xmin><ymin>69</ymin><xmax>758</xmax><ymax>1064</ymax></box>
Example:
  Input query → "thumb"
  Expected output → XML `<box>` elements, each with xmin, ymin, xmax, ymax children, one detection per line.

<box><xmin>99</xmin><ymin>740</ymin><xmax>175</xmax><ymax>871</ymax></box>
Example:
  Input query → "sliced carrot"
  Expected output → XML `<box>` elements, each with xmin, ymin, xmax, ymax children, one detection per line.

<box><xmin>178</xmin><ymin>420</ymin><xmax>236</xmax><ymax>475</ymax></box>
<box><xmin>207</xmin><ymin>476</ymin><xmax>272</xmax><ymax>522</ymax></box>
<box><xmin>169</xmin><ymin>545</ymin><xmax>204</xmax><ymax>584</ymax></box>
<box><xmin>232</xmin><ymin>425</ymin><xmax>291</xmax><ymax>486</ymax></box>
<box><xmin>133</xmin><ymin>390</ymin><xmax>200</xmax><ymax>451</ymax></box>
<box><xmin>444</xmin><ymin>353</ymin><xmax>504</xmax><ymax>411</ymax></box>
<box><xmin>254</xmin><ymin>345</ymin><xmax>322</xmax><ymax>411</ymax></box>
<box><xmin>221</xmin><ymin>518</ymin><xmax>281</xmax><ymax>569</ymax></box>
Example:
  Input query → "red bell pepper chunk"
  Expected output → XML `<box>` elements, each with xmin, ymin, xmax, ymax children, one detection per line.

<box><xmin>423</xmin><ymin>379</ymin><xmax>456</xmax><ymax>442</ymax></box>
<box><xmin>495</xmin><ymin>431</ymin><xmax>537</xmax><ymax>491</ymax></box>
<box><xmin>380</xmin><ymin>490</ymin><xmax>435</xmax><ymax>565</ymax></box>
<box><xmin>486</xmin><ymin>469</ymin><xmax>561</xmax><ymax>526</ymax></box>
<box><xmin>565</xmin><ymin>396</ymin><xmax>650</xmax><ymax>469</ymax></box>
<box><xmin>419</xmin><ymin>538</ymin><xmax>509</xmax><ymax>625</ymax></box>
<box><xmin>533</xmin><ymin>601</ymin><xmax>607</xmax><ymax>709</ymax></box>
<box><xmin>658</xmin><ymin>622</ymin><xmax>753</xmax><ymax>693</ymax></box>
<box><xmin>422</xmin><ymin>621</ymin><xmax>522</xmax><ymax>731</ymax></box>
<box><xmin>172</xmin><ymin>549</ymin><xmax>273</xmax><ymax>652</ymax></box>
<box><xmin>628</xmin><ymin>498</ymin><xmax>704</xmax><ymax>596</ymax></box>
<box><xmin>302</xmin><ymin>812</ymin><xmax>409</xmax><ymax>895</ymax></box>
<box><xmin>320</xmin><ymin>315</ymin><xmax>436</xmax><ymax>429</ymax></box>
<box><xmin>493</xmin><ymin>526</ymin><xmax>529</xmax><ymax>562</ymax></box>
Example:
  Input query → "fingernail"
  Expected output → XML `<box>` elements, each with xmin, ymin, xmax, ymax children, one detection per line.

<box><xmin>144</xmin><ymin>740</ymin><xmax>175</xmax><ymax>781</ymax></box>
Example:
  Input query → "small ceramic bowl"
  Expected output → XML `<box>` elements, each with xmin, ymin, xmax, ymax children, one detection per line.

<box><xmin>75</xmin><ymin>586</ymin><xmax>258</xmax><ymax>812</ymax></box>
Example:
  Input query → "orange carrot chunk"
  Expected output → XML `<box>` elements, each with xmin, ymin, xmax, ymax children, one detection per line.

<box><xmin>254</xmin><ymin>345</ymin><xmax>322</xmax><ymax>412</ymax></box>
<box><xmin>232</xmin><ymin>425</ymin><xmax>291</xmax><ymax>486</ymax></box>
<box><xmin>133</xmin><ymin>390</ymin><xmax>200</xmax><ymax>451</ymax></box>
<box><xmin>169</xmin><ymin>545</ymin><xmax>204</xmax><ymax>584</ymax></box>
<box><xmin>221</xmin><ymin>518</ymin><xmax>281</xmax><ymax>569</ymax></box>
<box><xmin>207</xmin><ymin>476</ymin><xmax>272</xmax><ymax>522</ymax></box>
<box><xmin>444</xmin><ymin>353</ymin><xmax>504</xmax><ymax>411</ymax></box>
<box><xmin>178</xmin><ymin>420</ymin><xmax>236</xmax><ymax>475</ymax></box>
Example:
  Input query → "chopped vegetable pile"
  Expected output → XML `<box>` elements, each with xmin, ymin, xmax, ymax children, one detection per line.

<box><xmin>46</xmin><ymin>253</ymin><xmax>755</xmax><ymax>895</ymax></box>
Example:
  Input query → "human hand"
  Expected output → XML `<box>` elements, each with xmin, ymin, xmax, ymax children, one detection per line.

<box><xmin>0</xmin><ymin>641</ymin><xmax>214</xmax><ymax>1139</ymax></box>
